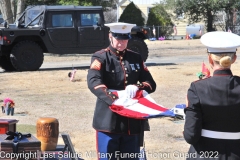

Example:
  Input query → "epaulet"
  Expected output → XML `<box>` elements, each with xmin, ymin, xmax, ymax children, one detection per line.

<box><xmin>126</xmin><ymin>49</ymin><xmax>139</xmax><ymax>54</ymax></box>
<box><xmin>193</xmin><ymin>76</ymin><xmax>211</xmax><ymax>83</ymax></box>
<box><xmin>95</xmin><ymin>48</ymin><xmax>109</xmax><ymax>54</ymax></box>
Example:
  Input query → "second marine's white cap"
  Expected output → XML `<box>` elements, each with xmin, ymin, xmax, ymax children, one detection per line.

<box><xmin>200</xmin><ymin>31</ymin><xmax>240</xmax><ymax>53</ymax></box>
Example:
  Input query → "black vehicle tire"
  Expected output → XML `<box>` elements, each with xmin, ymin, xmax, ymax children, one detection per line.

<box><xmin>127</xmin><ymin>37</ymin><xmax>149</xmax><ymax>62</ymax></box>
<box><xmin>0</xmin><ymin>55</ymin><xmax>16</xmax><ymax>71</ymax></box>
<box><xmin>10</xmin><ymin>41</ymin><xmax>44</xmax><ymax>71</ymax></box>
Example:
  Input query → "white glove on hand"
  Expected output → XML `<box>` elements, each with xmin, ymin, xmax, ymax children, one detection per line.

<box><xmin>125</xmin><ymin>85</ymin><xmax>139</xmax><ymax>98</ymax></box>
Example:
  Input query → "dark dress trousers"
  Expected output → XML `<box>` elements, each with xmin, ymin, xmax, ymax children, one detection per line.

<box><xmin>184</xmin><ymin>69</ymin><xmax>240</xmax><ymax>160</ymax></box>
<box><xmin>87</xmin><ymin>45</ymin><xmax>156</xmax><ymax>134</ymax></box>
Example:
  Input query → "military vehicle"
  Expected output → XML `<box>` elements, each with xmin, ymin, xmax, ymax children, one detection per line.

<box><xmin>0</xmin><ymin>5</ymin><xmax>150</xmax><ymax>71</ymax></box>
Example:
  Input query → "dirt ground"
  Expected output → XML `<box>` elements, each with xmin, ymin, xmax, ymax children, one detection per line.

<box><xmin>1</xmin><ymin>39</ymin><xmax>240</xmax><ymax>160</ymax></box>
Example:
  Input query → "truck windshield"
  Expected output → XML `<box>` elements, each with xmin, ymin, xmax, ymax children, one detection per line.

<box><xmin>26</xmin><ymin>9</ymin><xmax>41</xmax><ymax>26</ymax></box>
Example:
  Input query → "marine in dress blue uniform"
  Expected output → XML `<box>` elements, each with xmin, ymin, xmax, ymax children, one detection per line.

<box><xmin>87</xmin><ymin>22</ymin><xmax>156</xmax><ymax>160</ymax></box>
<box><xmin>184</xmin><ymin>31</ymin><xmax>240</xmax><ymax>160</ymax></box>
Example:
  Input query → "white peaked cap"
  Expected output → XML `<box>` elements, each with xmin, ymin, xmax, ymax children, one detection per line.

<box><xmin>200</xmin><ymin>31</ymin><xmax>240</xmax><ymax>53</ymax></box>
<box><xmin>105</xmin><ymin>22</ymin><xmax>136</xmax><ymax>34</ymax></box>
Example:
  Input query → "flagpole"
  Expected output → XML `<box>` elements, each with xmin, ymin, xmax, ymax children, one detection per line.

<box><xmin>116</xmin><ymin>0</ymin><xmax>119</xmax><ymax>22</ymax></box>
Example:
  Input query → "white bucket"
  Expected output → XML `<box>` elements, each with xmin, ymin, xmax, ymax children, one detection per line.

<box><xmin>186</xmin><ymin>24</ymin><xmax>204</xmax><ymax>36</ymax></box>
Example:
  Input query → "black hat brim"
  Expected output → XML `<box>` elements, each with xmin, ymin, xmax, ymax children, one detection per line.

<box><xmin>111</xmin><ymin>32</ymin><xmax>130</xmax><ymax>40</ymax></box>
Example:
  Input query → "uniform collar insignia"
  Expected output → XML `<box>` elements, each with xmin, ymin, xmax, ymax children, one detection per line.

<box><xmin>109</xmin><ymin>45</ymin><xmax>126</xmax><ymax>56</ymax></box>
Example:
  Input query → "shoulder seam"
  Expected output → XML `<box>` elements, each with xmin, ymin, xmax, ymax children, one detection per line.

<box><xmin>95</xmin><ymin>48</ymin><xmax>109</xmax><ymax>54</ymax></box>
<box><xmin>193</xmin><ymin>76</ymin><xmax>211</xmax><ymax>83</ymax></box>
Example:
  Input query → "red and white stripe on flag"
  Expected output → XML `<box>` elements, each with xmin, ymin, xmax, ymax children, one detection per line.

<box><xmin>199</xmin><ymin>26</ymin><xmax>202</xmax><ymax>36</ymax></box>
<box><xmin>70</xmin><ymin>69</ymin><xmax>77</xmax><ymax>81</ymax></box>
<box><xmin>109</xmin><ymin>90</ymin><xmax>174</xmax><ymax>119</ymax></box>
<box><xmin>173</xmin><ymin>26</ymin><xmax>177</xmax><ymax>36</ymax></box>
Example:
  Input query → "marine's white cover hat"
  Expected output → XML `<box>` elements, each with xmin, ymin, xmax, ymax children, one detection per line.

<box><xmin>105</xmin><ymin>22</ymin><xmax>136</xmax><ymax>34</ymax></box>
<box><xmin>105</xmin><ymin>22</ymin><xmax>136</xmax><ymax>40</ymax></box>
<box><xmin>200</xmin><ymin>31</ymin><xmax>240</xmax><ymax>53</ymax></box>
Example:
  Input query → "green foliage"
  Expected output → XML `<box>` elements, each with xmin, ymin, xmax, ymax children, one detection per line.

<box><xmin>25</xmin><ymin>0</ymin><xmax>60</xmax><ymax>6</ymax></box>
<box><xmin>25</xmin><ymin>0</ymin><xmax>115</xmax><ymax>11</ymax></box>
<box><xmin>146</xmin><ymin>4</ymin><xmax>173</xmax><ymax>37</ymax></box>
<box><xmin>166</xmin><ymin>0</ymin><xmax>240</xmax><ymax>32</ymax></box>
<box><xmin>119</xmin><ymin>2</ymin><xmax>145</xmax><ymax>26</ymax></box>
<box><xmin>58</xmin><ymin>0</ymin><xmax>114</xmax><ymax>11</ymax></box>
<box><xmin>159</xmin><ymin>0</ymin><xmax>177</xmax><ymax>10</ymax></box>
<box><xmin>58</xmin><ymin>0</ymin><xmax>88</xmax><ymax>6</ymax></box>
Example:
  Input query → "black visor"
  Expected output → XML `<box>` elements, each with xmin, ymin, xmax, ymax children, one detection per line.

<box><xmin>111</xmin><ymin>32</ymin><xmax>131</xmax><ymax>40</ymax></box>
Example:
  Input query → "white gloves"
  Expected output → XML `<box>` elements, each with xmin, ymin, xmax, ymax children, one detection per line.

<box><xmin>125</xmin><ymin>85</ymin><xmax>139</xmax><ymax>98</ymax></box>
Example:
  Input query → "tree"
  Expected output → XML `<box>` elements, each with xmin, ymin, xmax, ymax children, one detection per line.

<box><xmin>58</xmin><ymin>0</ymin><xmax>116</xmax><ymax>11</ymax></box>
<box><xmin>25</xmin><ymin>0</ymin><xmax>59</xmax><ymax>6</ymax></box>
<box><xmin>16</xmin><ymin>0</ymin><xmax>26</xmax><ymax>20</ymax></box>
<box><xmin>0</xmin><ymin>0</ymin><xmax>15</xmax><ymax>23</ymax></box>
<box><xmin>0</xmin><ymin>0</ymin><xmax>88</xmax><ymax>23</ymax></box>
<box><xmin>118</xmin><ymin>2</ymin><xmax>144</xmax><ymax>26</ymax></box>
<box><xmin>146</xmin><ymin>4</ymin><xmax>173</xmax><ymax>37</ymax></box>
<box><xmin>104</xmin><ymin>9</ymin><xmax>117</xmax><ymax>23</ymax></box>
<box><xmin>0</xmin><ymin>0</ymin><xmax>118</xmax><ymax>24</ymax></box>
<box><xmin>0</xmin><ymin>0</ymin><xmax>29</xmax><ymax>23</ymax></box>
<box><xmin>163</xmin><ymin>0</ymin><xmax>240</xmax><ymax>32</ymax></box>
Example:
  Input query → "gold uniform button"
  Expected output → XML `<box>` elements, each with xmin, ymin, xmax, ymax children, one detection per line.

<box><xmin>122</xmin><ymin>62</ymin><xmax>124</xmax><ymax>65</ymax></box>
<box><xmin>120</xmin><ymin>57</ymin><xmax>123</xmax><ymax>59</ymax></box>
<box><xmin>116</xmin><ymin>51</ymin><xmax>119</xmax><ymax>54</ymax></box>
<box><xmin>112</xmin><ymin>70</ymin><xmax>114</xmax><ymax>73</ymax></box>
<box><xmin>125</xmin><ymin>68</ymin><xmax>127</xmax><ymax>70</ymax></box>
<box><xmin>108</xmin><ymin>92</ymin><xmax>111</xmax><ymax>94</ymax></box>
<box><xmin>135</xmin><ymin>70</ymin><xmax>138</xmax><ymax>72</ymax></box>
<box><xmin>126</xmin><ymin>74</ymin><xmax>128</xmax><ymax>77</ymax></box>
<box><xmin>113</xmin><ymin>96</ymin><xmax>116</xmax><ymax>99</ymax></box>
<box><xmin>125</xmin><ymin>81</ymin><xmax>128</xmax><ymax>83</ymax></box>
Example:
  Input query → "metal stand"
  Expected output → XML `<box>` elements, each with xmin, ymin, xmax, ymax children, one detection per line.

<box><xmin>61</xmin><ymin>133</ymin><xmax>80</xmax><ymax>160</ymax></box>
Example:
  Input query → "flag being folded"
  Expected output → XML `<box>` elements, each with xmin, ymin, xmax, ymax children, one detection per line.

<box><xmin>109</xmin><ymin>90</ymin><xmax>175</xmax><ymax>119</ymax></box>
<box><xmin>202</xmin><ymin>62</ymin><xmax>210</xmax><ymax>77</ymax></box>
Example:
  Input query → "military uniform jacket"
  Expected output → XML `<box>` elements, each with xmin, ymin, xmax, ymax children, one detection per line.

<box><xmin>184</xmin><ymin>69</ymin><xmax>240</xmax><ymax>160</ymax></box>
<box><xmin>87</xmin><ymin>45</ymin><xmax>156</xmax><ymax>134</ymax></box>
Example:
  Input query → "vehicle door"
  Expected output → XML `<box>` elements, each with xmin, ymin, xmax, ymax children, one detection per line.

<box><xmin>77</xmin><ymin>11</ymin><xmax>109</xmax><ymax>47</ymax></box>
<box><xmin>46</xmin><ymin>11</ymin><xmax>77</xmax><ymax>48</ymax></box>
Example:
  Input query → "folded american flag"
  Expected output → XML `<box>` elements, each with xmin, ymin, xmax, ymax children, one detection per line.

<box><xmin>110</xmin><ymin>90</ymin><xmax>175</xmax><ymax>119</ymax></box>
